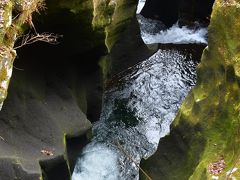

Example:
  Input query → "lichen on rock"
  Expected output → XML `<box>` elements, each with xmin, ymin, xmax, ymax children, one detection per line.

<box><xmin>0</xmin><ymin>46</ymin><xmax>15</xmax><ymax>109</ymax></box>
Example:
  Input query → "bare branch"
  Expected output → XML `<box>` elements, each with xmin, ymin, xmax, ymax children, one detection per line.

<box><xmin>14</xmin><ymin>32</ymin><xmax>62</xmax><ymax>49</ymax></box>
<box><xmin>114</xmin><ymin>141</ymin><xmax>153</xmax><ymax>180</ymax></box>
<box><xmin>0</xmin><ymin>135</ymin><xmax>5</xmax><ymax>141</ymax></box>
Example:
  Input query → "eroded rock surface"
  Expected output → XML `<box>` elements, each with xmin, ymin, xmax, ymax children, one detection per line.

<box><xmin>0</xmin><ymin>0</ymin><xmax>146</xmax><ymax>179</ymax></box>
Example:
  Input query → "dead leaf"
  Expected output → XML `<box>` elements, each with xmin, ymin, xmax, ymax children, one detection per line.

<box><xmin>41</xmin><ymin>149</ymin><xmax>54</xmax><ymax>156</ymax></box>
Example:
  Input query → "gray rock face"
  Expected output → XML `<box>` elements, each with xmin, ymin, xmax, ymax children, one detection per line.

<box><xmin>0</xmin><ymin>63</ymin><xmax>92</xmax><ymax>179</ymax></box>
<box><xmin>0</xmin><ymin>0</ymin><xmax>145</xmax><ymax>179</ymax></box>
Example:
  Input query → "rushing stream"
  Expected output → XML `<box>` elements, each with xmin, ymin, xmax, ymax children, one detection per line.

<box><xmin>72</xmin><ymin>1</ymin><xmax>207</xmax><ymax>179</ymax></box>
<box><xmin>137</xmin><ymin>14</ymin><xmax>208</xmax><ymax>44</ymax></box>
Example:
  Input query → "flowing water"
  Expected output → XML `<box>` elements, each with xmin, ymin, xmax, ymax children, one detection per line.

<box><xmin>72</xmin><ymin>2</ymin><xmax>207</xmax><ymax>179</ymax></box>
<box><xmin>136</xmin><ymin>0</ymin><xmax>146</xmax><ymax>14</ymax></box>
<box><xmin>72</xmin><ymin>48</ymin><xmax>199</xmax><ymax>180</ymax></box>
<box><xmin>137</xmin><ymin>14</ymin><xmax>208</xmax><ymax>44</ymax></box>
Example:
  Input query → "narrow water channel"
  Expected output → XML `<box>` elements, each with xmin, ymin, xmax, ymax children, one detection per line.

<box><xmin>72</xmin><ymin>1</ymin><xmax>207</xmax><ymax>179</ymax></box>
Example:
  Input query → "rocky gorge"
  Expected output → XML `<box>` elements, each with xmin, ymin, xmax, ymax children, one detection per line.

<box><xmin>0</xmin><ymin>0</ymin><xmax>239</xmax><ymax>180</ymax></box>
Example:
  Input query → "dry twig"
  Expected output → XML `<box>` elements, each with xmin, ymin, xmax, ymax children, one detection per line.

<box><xmin>114</xmin><ymin>141</ymin><xmax>152</xmax><ymax>180</ymax></box>
<box><xmin>0</xmin><ymin>135</ymin><xmax>5</xmax><ymax>141</ymax></box>
<box><xmin>14</xmin><ymin>32</ymin><xmax>62</xmax><ymax>49</ymax></box>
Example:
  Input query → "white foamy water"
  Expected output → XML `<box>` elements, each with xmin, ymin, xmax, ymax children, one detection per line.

<box><xmin>72</xmin><ymin>143</ymin><xmax>120</xmax><ymax>180</ymax></box>
<box><xmin>136</xmin><ymin>0</ymin><xmax>146</xmax><ymax>14</ymax></box>
<box><xmin>141</xmin><ymin>24</ymin><xmax>208</xmax><ymax>44</ymax></box>
<box><xmin>72</xmin><ymin>48</ymin><xmax>198</xmax><ymax>179</ymax></box>
<box><xmin>137</xmin><ymin>15</ymin><xmax>208</xmax><ymax>44</ymax></box>
<box><xmin>123</xmin><ymin>50</ymin><xmax>197</xmax><ymax>146</ymax></box>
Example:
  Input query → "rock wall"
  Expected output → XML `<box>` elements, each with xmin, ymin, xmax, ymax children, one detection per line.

<box><xmin>141</xmin><ymin>0</ymin><xmax>215</xmax><ymax>27</ymax></box>
<box><xmin>0</xmin><ymin>0</ymin><xmax>149</xmax><ymax>179</ymax></box>
<box><xmin>141</xmin><ymin>0</ymin><xmax>240</xmax><ymax>179</ymax></box>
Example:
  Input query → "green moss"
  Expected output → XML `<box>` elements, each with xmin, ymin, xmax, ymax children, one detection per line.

<box><xmin>141</xmin><ymin>1</ymin><xmax>240</xmax><ymax>179</ymax></box>
<box><xmin>0</xmin><ymin>1</ymin><xmax>12</xmax><ymax>41</ymax></box>
<box><xmin>99</xmin><ymin>56</ymin><xmax>110</xmax><ymax>80</ymax></box>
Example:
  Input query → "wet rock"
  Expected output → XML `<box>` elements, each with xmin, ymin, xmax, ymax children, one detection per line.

<box><xmin>141</xmin><ymin>0</ymin><xmax>179</xmax><ymax>27</ymax></box>
<box><xmin>106</xmin><ymin>16</ymin><xmax>154</xmax><ymax>76</ymax></box>
<box><xmin>141</xmin><ymin>0</ymin><xmax>215</xmax><ymax>27</ymax></box>
<box><xmin>137</xmin><ymin>14</ymin><xmax>167</xmax><ymax>35</ymax></box>
<box><xmin>178</xmin><ymin>0</ymin><xmax>215</xmax><ymax>27</ymax></box>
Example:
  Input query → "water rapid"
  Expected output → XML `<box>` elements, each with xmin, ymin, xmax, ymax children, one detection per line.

<box><xmin>137</xmin><ymin>14</ymin><xmax>208</xmax><ymax>44</ymax></box>
<box><xmin>72</xmin><ymin>1</ymin><xmax>207</xmax><ymax>179</ymax></box>
<box><xmin>72</xmin><ymin>47</ymin><xmax>201</xmax><ymax>179</ymax></box>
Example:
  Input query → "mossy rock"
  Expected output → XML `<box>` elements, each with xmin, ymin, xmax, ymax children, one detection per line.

<box><xmin>141</xmin><ymin>1</ymin><xmax>240</xmax><ymax>179</ymax></box>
